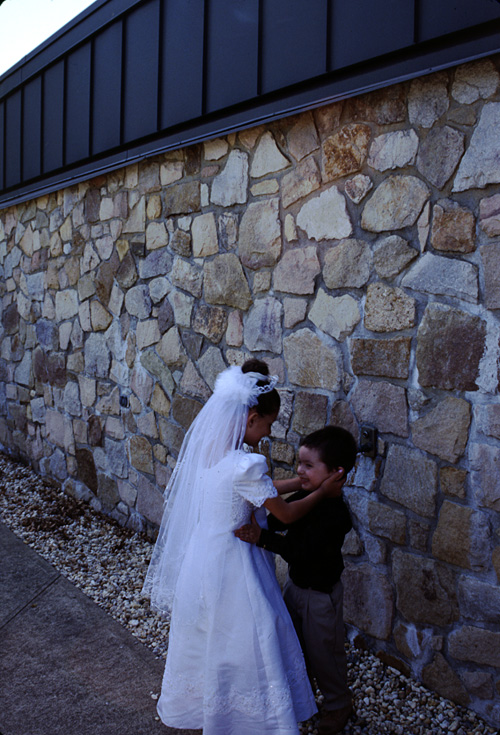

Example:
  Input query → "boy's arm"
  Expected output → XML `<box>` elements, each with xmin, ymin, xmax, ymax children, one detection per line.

<box><xmin>234</xmin><ymin>515</ymin><xmax>297</xmax><ymax>564</ymax></box>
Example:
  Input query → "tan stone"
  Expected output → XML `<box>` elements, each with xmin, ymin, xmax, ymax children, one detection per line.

<box><xmin>136</xmin><ymin>319</ymin><xmax>161</xmax><ymax>350</ymax></box>
<box><xmin>287</xmin><ymin>112</ymin><xmax>319</xmax><ymax>161</ymax></box>
<box><xmin>203</xmin><ymin>138</ymin><xmax>228</xmax><ymax>160</ymax></box>
<box><xmin>412</xmin><ymin>397</ymin><xmax>471</xmax><ymax>463</ymax></box>
<box><xmin>238</xmin><ymin>199</ymin><xmax>281</xmax><ymax>269</ymax></box>
<box><xmin>364</xmin><ymin>283</ymin><xmax>416</xmax><ymax>332</ymax></box>
<box><xmin>283</xmin><ymin>298</ymin><xmax>307</xmax><ymax>329</ymax></box>
<box><xmin>281</xmin><ymin>156</ymin><xmax>321</xmax><ymax>209</ymax></box>
<box><xmin>430</xmin><ymin>200</ymin><xmax>475</xmax><ymax>253</ymax></box>
<box><xmin>90</xmin><ymin>301</ymin><xmax>112</xmax><ymax>332</ymax></box>
<box><xmin>351</xmin><ymin>379</ymin><xmax>408</xmax><ymax>437</ymax></box>
<box><xmin>204</xmin><ymin>253</ymin><xmax>252</xmax><ymax>310</ymax></box>
<box><xmin>323</xmin><ymin>238</ymin><xmax>372</xmax><ymax>289</ymax></box>
<box><xmin>145</xmin><ymin>221</ymin><xmax>168</xmax><ymax>250</ymax></box>
<box><xmin>250</xmin><ymin>180</ymin><xmax>279</xmax><ymax>196</ymax></box>
<box><xmin>226</xmin><ymin>310</ymin><xmax>243</xmax><ymax>347</ymax></box>
<box><xmin>192</xmin><ymin>212</ymin><xmax>218</xmax><ymax>257</ymax></box>
<box><xmin>449</xmin><ymin>626</ymin><xmax>500</xmax><ymax>668</ymax></box>
<box><xmin>129</xmin><ymin>435</ymin><xmax>153</xmax><ymax>475</ymax></box>
<box><xmin>253</xmin><ymin>271</ymin><xmax>271</xmax><ymax>293</ymax></box>
<box><xmin>283</xmin><ymin>328</ymin><xmax>342</xmax><ymax>391</ymax></box>
<box><xmin>322</xmin><ymin>124</ymin><xmax>371</xmax><ymax>181</ymax></box>
<box><xmin>150</xmin><ymin>383</ymin><xmax>171</xmax><ymax>417</ymax></box>
<box><xmin>170</xmin><ymin>258</ymin><xmax>203</xmax><ymax>298</ymax></box>
<box><xmin>350</xmin><ymin>337</ymin><xmax>411</xmax><ymax>379</ymax></box>
<box><xmin>156</xmin><ymin>328</ymin><xmax>188</xmax><ymax>369</ymax></box>
<box><xmin>373</xmin><ymin>236</ymin><xmax>418</xmax><ymax>279</ymax></box>
<box><xmin>313</xmin><ymin>101</ymin><xmax>343</xmax><ymax>138</ymax></box>
<box><xmin>273</xmin><ymin>246</ymin><xmax>320</xmax><ymax>295</ymax></box>
<box><xmin>361</xmin><ymin>176</ymin><xmax>430</xmax><ymax>232</ymax></box>
<box><xmin>193</xmin><ymin>304</ymin><xmax>227</xmax><ymax>343</ymax></box>
<box><xmin>432</xmin><ymin>501</ymin><xmax>476</xmax><ymax>569</ymax></box>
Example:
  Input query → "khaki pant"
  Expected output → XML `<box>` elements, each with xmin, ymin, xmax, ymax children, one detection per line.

<box><xmin>283</xmin><ymin>578</ymin><xmax>352</xmax><ymax>712</ymax></box>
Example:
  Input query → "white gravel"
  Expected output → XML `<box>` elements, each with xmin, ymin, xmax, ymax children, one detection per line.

<box><xmin>0</xmin><ymin>453</ymin><xmax>495</xmax><ymax>735</ymax></box>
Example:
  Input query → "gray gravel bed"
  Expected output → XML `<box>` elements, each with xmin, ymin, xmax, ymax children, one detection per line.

<box><xmin>0</xmin><ymin>454</ymin><xmax>495</xmax><ymax>735</ymax></box>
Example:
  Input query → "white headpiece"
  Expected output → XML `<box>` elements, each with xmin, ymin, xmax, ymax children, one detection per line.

<box><xmin>142</xmin><ymin>365</ymin><xmax>278</xmax><ymax>616</ymax></box>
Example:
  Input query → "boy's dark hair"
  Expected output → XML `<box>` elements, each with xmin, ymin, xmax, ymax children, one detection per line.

<box><xmin>300</xmin><ymin>426</ymin><xmax>357</xmax><ymax>475</ymax></box>
<box><xmin>241</xmin><ymin>358</ymin><xmax>281</xmax><ymax>417</ymax></box>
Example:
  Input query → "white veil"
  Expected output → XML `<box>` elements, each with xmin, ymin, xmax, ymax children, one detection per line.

<box><xmin>142</xmin><ymin>365</ymin><xmax>278</xmax><ymax>616</ymax></box>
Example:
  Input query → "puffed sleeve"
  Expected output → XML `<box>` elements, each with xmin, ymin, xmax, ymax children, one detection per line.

<box><xmin>233</xmin><ymin>452</ymin><xmax>278</xmax><ymax>508</ymax></box>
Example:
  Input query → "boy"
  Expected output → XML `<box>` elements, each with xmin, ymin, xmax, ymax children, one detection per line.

<box><xmin>235</xmin><ymin>426</ymin><xmax>357</xmax><ymax>735</ymax></box>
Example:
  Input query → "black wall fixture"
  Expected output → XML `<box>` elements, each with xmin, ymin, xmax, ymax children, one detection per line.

<box><xmin>1</xmin><ymin>0</ymin><xmax>500</xmax><ymax>208</ymax></box>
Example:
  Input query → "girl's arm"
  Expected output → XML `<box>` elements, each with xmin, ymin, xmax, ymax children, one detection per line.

<box><xmin>273</xmin><ymin>476</ymin><xmax>302</xmax><ymax>495</ymax></box>
<box><xmin>264</xmin><ymin>470</ymin><xmax>344</xmax><ymax>524</ymax></box>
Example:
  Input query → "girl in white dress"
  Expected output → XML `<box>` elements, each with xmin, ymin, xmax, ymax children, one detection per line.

<box><xmin>143</xmin><ymin>360</ymin><xmax>342</xmax><ymax>735</ymax></box>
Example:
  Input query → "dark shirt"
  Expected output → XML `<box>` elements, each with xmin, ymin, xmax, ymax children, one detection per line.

<box><xmin>258</xmin><ymin>491</ymin><xmax>352</xmax><ymax>593</ymax></box>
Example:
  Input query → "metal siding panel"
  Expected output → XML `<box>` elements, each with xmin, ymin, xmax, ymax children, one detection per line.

<box><xmin>0</xmin><ymin>102</ymin><xmax>4</xmax><ymax>191</ymax></box>
<box><xmin>43</xmin><ymin>62</ymin><xmax>65</xmax><ymax>173</ymax></box>
<box><xmin>123</xmin><ymin>0</ymin><xmax>160</xmax><ymax>143</ymax></box>
<box><xmin>5</xmin><ymin>91</ymin><xmax>22</xmax><ymax>188</ymax></box>
<box><xmin>418</xmin><ymin>0</ymin><xmax>500</xmax><ymax>41</ymax></box>
<box><xmin>330</xmin><ymin>0</ymin><xmax>415</xmax><ymax>69</ymax></box>
<box><xmin>92</xmin><ymin>22</ymin><xmax>123</xmax><ymax>155</ymax></box>
<box><xmin>260</xmin><ymin>0</ymin><xmax>328</xmax><ymax>93</ymax></box>
<box><xmin>160</xmin><ymin>0</ymin><xmax>204</xmax><ymax>128</ymax></box>
<box><xmin>66</xmin><ymin>44</ymin><xmax>91</xmax><ymax>165</ymax></box>
<box><xmin>205</xmin><ymin>0</ymin><xmax>259</xmax><ymax>112</ymax></box>
<box><xmin>22</xmin><ymin>76</ymin><xmax>42</xmax><ymax>182</ymax></box>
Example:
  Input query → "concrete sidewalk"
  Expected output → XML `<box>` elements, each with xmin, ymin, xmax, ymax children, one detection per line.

<box><xmin>0</xmin><ymin>522</ymin><xmax>200</xmax><ymax>735</ymax></box>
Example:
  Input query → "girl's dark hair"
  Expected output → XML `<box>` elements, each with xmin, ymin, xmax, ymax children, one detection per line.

<box><xmin>241</xmin><ymin>359</ymin><xmax>281</xmax><ymax>417</ymax></box>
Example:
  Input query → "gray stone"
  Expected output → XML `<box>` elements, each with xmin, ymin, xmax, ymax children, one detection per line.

<box><xmin>129</xmin><ymin>435</ymin><xmax>154</xmax><ymax>475</ymax></box>
<box><xmin>138</xmin><ymin>248</ymin><xmax>173</xmax><ymax>281</ymax></box>
<box><xmin>470</xmin><ymin>443</ymin><xmax>500</xmax><ymax>512</ymax></box>
<box><xmin>210</xmin><ymin>149</ymin><xmax>248</xmax><ymax>206</ymax></box>
<box><xmin>163</xmin><ymin>181</ymin><xmax>200</xmax><ymax>215</ymax></box>
<box><xmin>296</xmin><ymin>186</ymin><xmax>352</xmax><ymax>241</ymax></box>
<box><xmin>350</xmin><ymin>380</ymin><xmax>408</xmax><ymax>437</ymax></box>
<box><xmin>238</xmin><ymin>199</ymin><xmax>282</xmax><ymax>270</ymax></box>
<box><xmin>323</xmin><ymin>238</ymin><xmax>372</xmax><ymax>289</ymax></box>
<box><xmin>292</xmin><ymin>392</ymin><xmax>329</xmax><ymax>435</ymax></box>
<box><xmin>308</xmin><ymin>290</ymin><xmax>360</xmax><ymax>342</ymax></box>
<box><xmin>179</xmin><ymin>361</ymin><xmax>211</xmax><ymax>401</ymax></box>
<box><xmin>402</xmin><ymin>252</ymin><xmax>478</xmax><ymax>304</ymax></box>
<box><xmin>416</xmin><ymin>304</ymin><xmax>486</xmax><ymax>391</ymax></box>
<box><xmin>169</xmin><ymin>229</ymin><xmax>191</xmax><ymax>257</ymax></box>
<box><xmin>244</xmin><ymin>297</ymin><xmax>283</xmax><ymax>353</ymax></box>
<box><xmin>361</xmin><ymin>176</ymin><xmax>430</xmax><ymax>232</ymax></box>
<box><xmin>453</xmin><ymin>103</ymin><xmax>500</xmax><ymax>191</ymax></box>
<box><xmin>140</xmin><ymin>350</ymin><xmax>175</xmax><ymax>396</ymax></box>
<box><xmin>364</xmin><ymin>283</ymin><xmax>416</xmax><ymax>332</ymax></box>
<box><xmin>480</xmin><ymin>243</ymin><xmax>500</xmax><ymax>309</ymax></box>
<box><xmin>430</xmin><ymin>199</ymin><xmax>475</xmax><ymax>253</ymax></box>
<box><xmin>156</xmin><ymin>328</ymin><xmax>187</xmax><ymax>370</ymax></box>
<box><xmin>287</xmin><ymin>113</ymin><xmax>319</xmax><ymax>161</ymax></box>
<box><xmin>412</xmin><ymin>397</ymin><xmax>471</xmax><ymax>463</ymax></box>
<box><xmin>344</xmin><ymin>85</ymin><xmax>406</xmax><ymax>125</ymax></box>
<box><xmin>432</xmin><ymin>500</ymin><xmax>491</xmax><ymax>570</ymax></box>
<box><xmin>380</xmin><ymin>444</ymin><xmax>437</xmax><ymax>517</ymax></box>
<box><xmin>197</xmin><ymin>346</ymin><xmax>226</xmax><ymax>391</ymax></box>
<box><xmin>136</xmin><ymin>475</ymin><xmax>164</xmax><ymax>526</ymax></box>
<box><xmin>204</xmin><ymin>253</ymin><xmax>252</xmax><ymax>310</ymax></box>
<box><xmin>170</xmin><ymin>258</ymin><xmax>203</xmax><ymax>298</ymax></box>
<box><xmin>422</xmin><ymin>654</ymin><xmax>470</xmax><ymax>707</ymax></box>
<box><xmin>458</xmin><ymin>576</ymin><xmax>500</xmax><ymax>624</ymax></box>
<box><xmin>408</xmin><ymin>72</ymin><xmax>449</xmax><ymax>128</ymax></box>
<box><xmin>283</xmin><ymin>328</ymin><xmax>342</xmax><ymax>391</ymax></box>
<box><xmin>344</xmin><ymin>174</ymin><xmax>373</xmax><ymax>204</ymax></box>
<box><xmin>392</xmin><ymin>549</ymin><xmax>459</xmax><ymax>625</ymax></box>
<box><xmin>479</xmin><ymin>193</ymin><xmax>500</xmax><ymax>237</ymax></box>
<box><xmin>368</xmin><ymin>129</ymin><xmax>419</xmax><ymax>171</ymax></box>
<box><xmin>343</xmin><ymin>563</ymin><xmax>393</xmax><ymax>640</ymax></box>
<box><xmin>451</xmin><ymin>59</ymin><xmax>499</xmax><ymax>104</ymax></box>
<box><xmin>347</xmin><ymin>492</ymin><xmax>406</xmax><ymax>545</ymax></box>
<box><xmin>124</xmin><ymin>285</ymin><xmax>152</xmax><ymax>320</ymax></box>
<box><xmin>417</xmin><ymin>126</ymin><xmax>465</xmax><ymax>188</ymax></box>
<box><xmin>273</xmin><ymin>245</ymin><xmax>320</xmax><ymax>295</ymax></box>
<box><xmin>449</xmin><ymin>626</ymin><xmax>500</xmax><ymax>668</ymax></box>
<box><xmin>84</xmin><ymin>334</ymin><xmax>111</xmax><ymax>378</ymax></box>
<box><xmin>63</xmin><ymin>382</ymin><xmax>81</xmax><ymax>417</ymax></box>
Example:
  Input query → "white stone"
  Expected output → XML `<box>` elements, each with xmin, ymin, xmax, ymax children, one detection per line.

<box><xmin>309</xmin><ymin>290</ymin><xmax>361</xmax><ymax>341</ymax></box>
<box><xmin>250</xmin><ymin>132</ymin><xmax>289</xmax><ymax>178</ymax></box>
<box><xmin>146</xmin><ymin>222</ymin><xmax>169</xmax><ymax>250</ymax></box>
<box><xmin>168</xmin><ymin>289</ymin><xmax>194</xmax><ymax>328</ymax></box>
<box><xmin>244</xmin><ymin>297</ymin><xmax>283</xmax><ymax>353</ymax></box>
<box><xmin>192</xmin><ymin>213</ymin><xmax>218</xmax><ymax>257</ymax></box>
<box><xmin>284</xmin><ymin>214</ymin><xmax>297</xmax><ymax>242</ymax></box>
<box><xmin>204</xmin><ymin>138</ymin><xmax>229</xmax><ymax>160</ymax></box>
<box><xmin>273</xmin><ymin>245</ymin><xmax>321</xmax><ymax>295</ymax></box>
<box><xmin>160</xmin><ymin>161</ymin><xmax>183</xmax><ymax>186</ymax></box>
<box><xmin>136</xmin><ymin>319</ymin><xmax>161</xmax><ymax>350</ymax></box>
<box><xmin>149</xmin><ymin>276</ymin><xmax>170</xmax><ymax>304</ymax></box>
<box><xmin>361</xmin><ymin>176</ymin><xmax>430</xmax><ymax>232</ymax></box>
<box><xmin>81</xmin><ymin>243</ymin><xmax>100</xmax><ymax>273</ymax></box>
<box><xmin>211</xmin><ymin>150</ymin><xmax>248</xmax><ymax>206</ymax></box>
<box><xmin>345</xmin><ymin>174</ymin><xmax>373</xmax><ymax>204</ymax></box>
<box><xmin>296</xmin><ymin>186</ymin><xmax>352</xmax><ymax>241</ymax></box>
<box><xmin>108</xmin><ymin>283</ymin><xmax>124</xmax><ymax>316</ymax></box>
<box><xmin>453</xmin><ymin>103</ymin><xmax>500</xmax><ymax>192</ymax></box>
<box><xmin>55</xmin><ymin>290</ymin><xmax>79</xmax><ymax>321</ymax></box>
<box><xmin>368</xmin><ymin>129</ymin><xmax>419</xmax><ymax>171</ymax></box>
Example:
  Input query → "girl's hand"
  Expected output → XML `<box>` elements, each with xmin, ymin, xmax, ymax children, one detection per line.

<box><xmin>234</xmin><ymin>513</ymin><xmax>262</xmax><ymax>544</ymax></box>
<box><xmin>318</xmin><ymin>469</ymin><xmax>345</xmax><ymax>498</ymax></box>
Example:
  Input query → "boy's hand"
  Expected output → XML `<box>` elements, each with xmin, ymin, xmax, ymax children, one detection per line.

<box><xmin>318</xmin><ymin>469</ymin><xmax>345</xmax><ymax>498</ymax></box>
<box><xmin>234</xmin><ymin>513</ymin><xmax>262</xmax><ymax>545</ymax></box>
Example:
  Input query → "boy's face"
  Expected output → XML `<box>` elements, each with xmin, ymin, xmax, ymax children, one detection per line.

<box><xmin>297</xmin><ymin>445</ymin><xmax>333</xmax><ymax>492</ymax></box>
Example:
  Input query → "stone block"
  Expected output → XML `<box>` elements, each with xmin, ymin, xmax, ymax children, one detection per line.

<box><xmin>322</xmin><ymin>123</ymin><xmax>371</xmax><ymax>181</ymax></box>
<box><xmin>422</xmin><ymin>653</ymin><xmax>470</xmax><ymax>707</ymax></box>
<box><xmin>402</xmin><ymin>252</ymin><xmax>478</xmax><ymax>304</ymax></box>
<box><xmin>273</xmin><ymin>245</ymin><xmax>320</xmax><ymax>295</ymax></box>
<box><xmin>171</xmin><ymin>393</ymin><xmax>203</xmax><ymax>430</ymax></box>
<box><xmin>204</xmin><ymin>254</ymin><xmax>252</xmax><ymax>310</ymax></box>
<box><xmin>193</xmin><ymin>304</ymin><xmax>227</xmax><ymax>343</ymax></box>
<box><xmin>430</xmin><ymin>199</ymin><xmax>475</xmax><ymax>253</ymax></box>
<box><xmin>210</xmin><ymin>150</ymin><xmax>248</xmax><ymax>207</ymax></box>
<box><xmin>364</xmin><ymin>283</ymin><xmax>416</xmax><ymax>332</ymax></box>
<box><xmin>244</xmin><ymin>297</ymin><xmax>282</xmax><ymax>353</ymax></box>
<box><xmin>136</xmin><ymin>475</ymin><xmax>164</xmax><ymax>526</ymax></box>
<box><xmin>458</xmin><ymin>575</ymin><xmax>500</xmax><ymax>624</ymax></box>
<box><xmin>250</xmin><ymin>131</ymin><xmax>289</xmax><ymax>177</ymax></box>
<box><xmin>361</xmin><ymin>176</ymin><xmax>430</xmax><ymax>232</ymax></box>
<box><xmin>150</xmin><ymin>384</ymin><xmax>171</xmax><ymax>418</ymax></box>
<box><xmin>343</xmin><ymin>562</ymin><xmax>393</xmax><ymax>640</ymax></box>
<box><xmin>309</xmin><ymin>290</ymin><xmax>360</xmax><ymax>342</ymax></box>
<box><xmin>416</xmin><ymin>304</ymin><xmax>486</xmax><ymax>391</ymax></box>
<box><xmin>380</xmin><ymin>444</ymin><xmax>437</xmax><ymax>517</ymax></box>
<box><xmin>170</xmin><ymin>258</ymin><xmax>203</xmax><ymax>299</ymax></box>
<box><xmin>344</xmin><ymin>85</ymin><xmax>406</xmax><ymax>125</ymax></box>
<box><xmin>344</xmin><ymin>174</ymin><xmax>373</xmax><ymax>204</ymax></box>
<box><xmin>453</xmin><ymin>103</ymin><xmax>500</xmax><ymax>191</ymax></box>
<box><xmin>479</xmin><ymin>193</ymin><xmax>500</xmax><ymax>237</ymax></box>
<box><xmin>239</xmin><ymin>199</ymin><xmax>281</xmax><ymax>270</ymax></box>
<box><xmin>392</xmin><ymin>549</ymin><xmax>459</xmax><ymax>625</ymax></box>
<box><xmin>449</xmin><ymin>626</ymin><xmax>500</xmax><ymax>667</ymax></box>
<box><xmin>164</xmin><ymin>181</ymin><xmax>200</xmax><ymax>215</ymax></box>
<box><xmin>192</xmin><ymin>213</ymin><xmax>218</xmax><ymax>257</ymax></box>
<box><xmin>281</xmin><ymin>156</ymin><xmax>321</xmax><ymax>208</ymax></box>
<box><xmin>368</xmin><ymin>129</ymin><xmax>419</xmax><ymax>171</ymax></box>
<box><xmin>76</xmin><ymin>448</ymin><xmax>98</xmax><ymax>493</ymax></box>
<box><xmin>296</xmin><ymin>186</ymin><xmax>352</xmax><ymax>241</ymax></box>
<box><xmin>408</xmin><ymin>72</ymin><xmax>449</xmax><ymax>128</ymax></box>
<box><xmin>291</xmin><ymin>392</ymin><xmax>328</xmax><ymax>435</ymax></box>
<box><xmin>350</xmin><ymin>380</ymin><xmax>408</xmax><ymax>437</ymax></box>
<box><xmin>452</xmin><ymin>59</ymin><xmax>499</xmax><ymax>103</ymax></box>
<box><xmin>470</xmin><ymin>443</ymin><xmax>500</xmax><ymax>512</ymax></box>
<box><xmin>283</xmin><ymin>328</ymin><xmax>342</xmax><ymax>391</ymax></box>
<box><xmin>412</xmin><ymin>396</ymin><xmax>471</xmax><ymax>463</ymax></box>
<box><xmin>323</xmin><ymin>238</ymin><xmax>372</xmax><ymax>289</ymax></box>
<box><xmin>350</xmin><ymin>337</ymin><xmax>411</xmax><ymax>379</ymax></box>
<box><xmin>439</xmin><ymin>466</ymin><xmax>467</xmax><ymax>499</ymax></box>
<box><xmin>417</xmin><ymin>126</ymin><xmax>465</xmax><ymax>188</ymax></box>
<box><xmin>179</xmin><ymin>361</ymin><xmax>211</xmax><ymax>402</ymax></box>
<box><xmin>129</xmin><ymin>435</ymin><xmax>154</xmax><ymax>475</ymax></box>
<box><xmin>480</xmin><ymin>243</ymin><xmax>500</xmax><ymax>310</ymax></box>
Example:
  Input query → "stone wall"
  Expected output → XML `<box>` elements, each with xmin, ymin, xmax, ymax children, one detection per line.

<box><xmin>1</xmin><ymin>57</ymin><xmax>500</xmax><ymax>725</ymax></box>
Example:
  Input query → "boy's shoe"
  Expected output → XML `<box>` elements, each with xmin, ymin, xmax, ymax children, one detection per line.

<box><xmin>318</xmin><ymin>704</ymin><xmax>353</xmax><ymax>734</ymax></box>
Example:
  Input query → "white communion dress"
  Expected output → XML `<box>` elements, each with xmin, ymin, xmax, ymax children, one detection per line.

<box><xmin>157</xmin><ymin>449</ymin><xmax>317</xmax><ymax>735</ymax></box>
